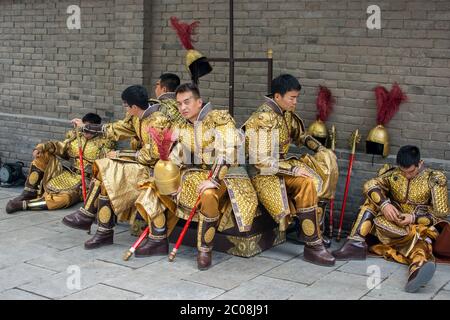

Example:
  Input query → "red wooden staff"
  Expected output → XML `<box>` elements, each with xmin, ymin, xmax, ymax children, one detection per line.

<box><xmin>328</xmin><ymin>125</ymin><xmax>336</xmax><ymax>238</ymax></box>
<box><xmin>169</xmin><ymin>170</ymin><xmax>213</xmax><ymax>262</ymax></box>
<box><xmin>76</xmin><ymin>127</ymin><xmax>87</xmax><ymax>203</ymax></box>
<box><xmin>336</xmin><ymin>129</ymin><xmax>360</xmax><ymax>242</ymax></box>
<box><xmin>123</xmin><ymin>226</ymin><xmax>149</xmax><ymax>261</ymax></box>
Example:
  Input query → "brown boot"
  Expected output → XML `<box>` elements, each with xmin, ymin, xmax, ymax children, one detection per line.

<box><xmin>197</xmin><ymin>213</ymin><xmax>219</xmax><ymax>271</ymax></box>
<box><xmin>62</xmin><ymin>179</ymin><xmax>101</xmax><ymax>231</ymax></box>
<box><xmin>135</xmin><ymin>212</ymin><xmax>168</xmax><ymax>257</ymax></box>
<box><xmin>135</xmin><ymin>238</ymin><xmax>168</xmax><ymax>257</ymax></box>
<box><xmin>6</xmin><ymin>198</ymin><xmax>48</xmax><ymax>214</ymax></box>
<box><xmin>332</xmin><ymin>239</ymin><xmax>367</xmax><ymax>260</ymax></box>
<box><xmin>304</xmin><ymin>243</ymin><xmax>336</xmax><ymax>266</ymax></box>
<box><xmin>84</xmin><ymin>195</ymin><xmax>115</xmax><ymax>250</ymax></box>
<box><xmin>5</xmin><ymin>199</ymin><xmax>26</xmax><ymax>214</ymax></box>
<box><xmin>10</xmin><ymin>164</ymin><xmax>44</xmax><ymax>202</ymax></box>
<box><xmin>332</xmin><ymin>206</ymin><xmax>375</xmax><ymax>260</ymax></box>
<box><xmin>405</xmin><ymin>260</ymin><xmax>436</xmax><ymax>293</ymax></box>
<box><xmin>297</xmin><ymin>206</ymin><xmax>335</xmax><ymax>267</ymax></box>
<box><xmin>318</xmin><ymin>201</ymin><xmax>331</xmax><ymax>248</ymax></box>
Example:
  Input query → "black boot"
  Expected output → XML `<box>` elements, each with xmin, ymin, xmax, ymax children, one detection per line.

<box><xmin>84</xmin><ymin>195</ymin><xmax>114</xmax><ymax>250</ymax></box>
<box><xmin>297</xmin><ymin>206</ymin><xmax>335</xmax><ymax>266</ymax></box>
<box><xmin>197</xmin><ymin>213</ymin><xmax>219</xmax><ymax>271</ymax></box>
<box><xmin>6</xmin><ymin>198</ymin><xmax>48</xmax><ymax>214</ymax></box>
<box><xmin>62</xmin><ymin>179</ymin><xmax>101</xmax><ymax>231</ymax></box>
<box><xmin>135</xmin><ymin>212</ymin><xmax>168</xmax><ymax>257</ymax></box>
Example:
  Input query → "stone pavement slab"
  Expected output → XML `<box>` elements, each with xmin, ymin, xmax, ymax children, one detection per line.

<box><xmin>62</xmin><ymin>283</ymin><xmax>143</xmax><ymax>300</ymax></box>
<box><xmin>183</xmin><ymin>256</ymin><xmax>283</xmax><ymax>291</ymax></box>
<box><xmin>264</xmin><ymin>255</ymin><xmax>346</xmax><ymax>285</ymax></box>
<box><xmin>1</xmin><ymin>189</ymin><xmax>449</xmax><ymax>300</ymax></box>
<box><xmin>214</xmin><ymin>275</ymin><xmax>308</xmax><ymax>300</ymax></box>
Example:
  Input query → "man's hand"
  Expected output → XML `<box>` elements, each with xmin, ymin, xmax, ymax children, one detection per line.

<box><xmin>381</xmin><ymin>203</ymin><xmax>401</xmax><ymax>223</ymax></box>
<box><xmin>292</xmin><ymin>166</ymin><xmax>313</xmax><ymax>178</ymax></box>
<box><xmin>71</xmin><ymin>118</ymin><xmax>83</xmax><ymax>128</ymax></box>
<box><xmin>197</xmin><ymin>180</ymin><xmax>217</xmax><ymax>194</ymax></box>
<box><xmin>106</xmin><ymin>151</ymin><xmax>118</xmax><ymax>159</ymax></box>
<box><xmin>32</xmin><ymin>148</ymin><xmax>42</xmax><ymax>159</ymax></box>
<box><xmin>397</xmin><ymin>214</ymin><xmax>414</xmax><ymax>226</ymax></box>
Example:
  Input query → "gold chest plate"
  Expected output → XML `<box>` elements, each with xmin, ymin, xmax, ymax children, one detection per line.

<box><xmin>388</xmin><ymin>170</ymin><xmax>431</xmax><ymax>210</ymax></box>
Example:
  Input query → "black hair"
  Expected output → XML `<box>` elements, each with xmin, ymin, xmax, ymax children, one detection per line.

<box><xmin>175</xmin><ymin>82</ymin><xmax>201</xmax><ymax>99</ymax></box>
<box><xmin>121</xmin><ymin>85</ymin><xmax>149</xmax><ymax>110</ymax></box>
<box><xmin>396</xmin><ymin>145</ymin><xmax>421</xmax><ymax>168</ymax></box>
<box><xmin>271</xmin><ymin>74</ymin><xmax>302</xmax><ymax>96</ymax></box>
<box><xmin>82</xmin><ymin>113</ymin><xmax>102</xmax><ymax>124</ymax></box>
<box><xmin>159</xmin><ymin>73</ymin><xmax>181</xmax><ymax>92</ymax></box>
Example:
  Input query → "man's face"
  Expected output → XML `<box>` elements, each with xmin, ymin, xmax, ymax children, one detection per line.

<box><xmin>176</xmin><ymin>91</ymin><xmax>203</xmax><ymax>122</ymax></box>
<box><xmin>154</xmin><ymin>80</ymin><xmax>166</xmax><ymax>98</ymax></box>
<box><xmin>399</xmin><ymin>160</ymin><xmax>423</xmax><ymax>180</ymax></box>
<box><xmin>123</xmin><ymin>101</ymin><xmax>141</xmax><ymax>117</ymax></box>
<box><xmin>274</xmin><ymin>90</ymin><xmax>300</xmax><ymax>112</ymax></box>
<box><xmin>82</xmin><ymin>122</ymin><xmax>94</xmax><ymax>140</ymax></box>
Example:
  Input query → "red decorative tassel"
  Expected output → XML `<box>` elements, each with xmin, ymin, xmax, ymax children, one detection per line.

<box><xmin>148</xmin><ymin>128</ymin><xmax>175</xmax><ymax>161</ymax></box>
<box><xmin>170</xmin><ymin>16</ymin><xmax>199</xmax><ymax>50</ymax></box>
<box><xmin>375</xmin><ymin>83</ymin><xmax>407</xmax><ymax>125</ymax></box>
<box><xmin>315</xmin><ymin>85</ymin><xmax>335</xmax><ymax>121</ymax></box>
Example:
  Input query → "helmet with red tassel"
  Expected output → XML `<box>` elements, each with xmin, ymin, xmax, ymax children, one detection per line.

<box><xmin>170</xmin><ymin>17</ymin><xmax>212</xmax><ymax>85</ymax></box>
<box><xmin>307</xmin><ymin>85</ymin><xmax>335</xmax><ymax>146</ymax></box>
<box><xmin>148</xmin><ymin>127</ymin><xmax>180</xmax><ymax>195</ymax></box>
<box><xmin>366</xmin><ymin>83</ymin><xmax>407</xmax><ymax>157</ymax></box>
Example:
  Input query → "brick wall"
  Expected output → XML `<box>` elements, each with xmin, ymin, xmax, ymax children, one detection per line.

<box><xmin>1</xmin><ymin>0</ymin><xmax>449</xmax><ymax>232</ymax></box>
<box><xmin>0</xmin><ymin>0</ymin><xmax>149</xmax><ymax>162</ymax></box>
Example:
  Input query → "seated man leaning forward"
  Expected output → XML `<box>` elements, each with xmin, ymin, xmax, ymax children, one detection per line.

<box><xmin>6</xmin><ymin>113</ymin><xmax>115</xmax><ymax>214</ymax></box>
<box><xmin>333</xmin><ymin>145</ymin><xmax>450</xmax><ymax>293</ymax></box>
<box><xmin>61</xmin><ymin>81</ymin><xmax>181</xmax><ymax>250</ymax></box>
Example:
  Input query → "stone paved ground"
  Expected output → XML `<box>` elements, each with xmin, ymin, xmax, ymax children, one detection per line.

<box><xmin>1</xmin><ymin>187</ymin><xmax>449</xmax><ymax>300</ymax></box>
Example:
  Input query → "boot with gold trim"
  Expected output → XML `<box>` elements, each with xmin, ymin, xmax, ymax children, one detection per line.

<box><xmin>332</xmin><ymin>207</ymin><xmax>374</xmax><ymax>260</ymax></box>
<box><xmin>197</xmin><ymin>213</ymin><xmax>219</xmax><ymax>271</ymax></box>
<box><xmin>297</xmin><ymin>206</ymin><xmax>335</xmax><ymax>266</ymax></box>
<box><xmin>135</xmin><ymin>212</ymin><xmax>169</xmax><ymax>257</ymax></box>
<box><xmin>62</xmin><ymin>179</ymin><xmax>101</xmax><ymax>231</ymax></box>
<box><xmin>84</xmin><ymin>195</ymin><xmax>114</xmax><ymax>250</ymax></box>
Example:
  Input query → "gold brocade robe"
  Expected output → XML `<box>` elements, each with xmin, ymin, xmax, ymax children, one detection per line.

<box><xmin>35</xmin><ymin>130</ymin><xmax>115</xmax><ymax>195</ymax></box>
<box><xmin>360</xmin><ymin>165</ymin><xmax>449</xmax><ymax>262</ymax></box>
<box><xmin>170</xmin><ymin>103</ymin><xmax>259</xmax><ymax>232</ymax></box>
<box><xmin>91</xmin><ymin>95</ymin><xmax>180</xmax><ymax>220</ymax></box>
<box><xmin>242</xmin><ymin>96</ymin><xmax>339</xmax><ymax>226</ymax></box>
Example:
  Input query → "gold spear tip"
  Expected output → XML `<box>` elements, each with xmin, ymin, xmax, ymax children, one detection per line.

<box><xmin>123</xmin><ymin>250</ymin><xmax>132</xmax><ymax>261</ymax></box>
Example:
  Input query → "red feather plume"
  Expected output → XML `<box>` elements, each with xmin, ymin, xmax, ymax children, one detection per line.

<box><xmin>147</xmin><ymin>128</ymin><xmax>175</xmax><ymax>161</ymax></box>
<box><xmin>315</xmin><ymin>85</ymin><xmax>335</xmax><ymax>121</ymax></box>
<box><xmin>375</xmin><ymin>83</ymin><xmax>407</xmax><ymax>125</ymax></box>
<box><xmin>170</xmin><ymin>16</ymin><xmax>199</xmax><ymax>50</ymax></box>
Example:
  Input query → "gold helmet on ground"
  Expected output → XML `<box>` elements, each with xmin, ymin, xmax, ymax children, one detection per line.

<box><xmin>366</xmin><ymin>124</ymin><xmax>389</xmax><ymax>158</ymax></box>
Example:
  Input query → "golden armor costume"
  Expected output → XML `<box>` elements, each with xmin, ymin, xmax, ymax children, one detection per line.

<box><xmin>243</xmin><ymin>96</ymin><xmax>338</xmax><ymax>224</ymax></box>
<box><xmin>333</xmin><ymin>164</ymin><xmax>450</xmax><ymax>292</ymax></box>
<box><xmin>135</xmin><ymin>102</ymin><xmax>258</xmax><ymax>269</ymax></box>
<box><xmin>62</xmin><ymin>92</ymin><xmax>183</xmax><ymax>249</ymax></box>
<box><xmin>6</xmin><ymin>129</ymin><xmax>114</xmax><ymax>213</ymax></box>
<box><xmin>242</xmin><ymin>95</ymin><xmax>338</xmax><ymax>266</ymax></box>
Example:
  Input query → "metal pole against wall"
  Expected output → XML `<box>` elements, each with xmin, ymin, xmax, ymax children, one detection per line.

<box><xmin>207</xmin><ymin>0</ymin><xmax>273</xmax><ymax>116</ymax></box>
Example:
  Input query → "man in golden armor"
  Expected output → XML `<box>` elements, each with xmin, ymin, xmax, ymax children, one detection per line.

<box><xmin>6</xmin><ymin>113</ymin><xmax>115</xmax><ymax>214</ymax></box>
<box><xmin>133</xmin><ymin>83</ymin><xmax>258</xmax><ymax>270</ymax></box>
<box><xmin>242</xmin><ymin>74</ymin><xmax>339</xmax><ymax>266</ymax></box>
<box><xmin>333</xmin><ymin>145</ymin><xmax>450</xmax><ymax>292</ymax></box>
<box><xmin>62</xmin><ymin>74</ymin><xmax>183</xmax><ymax>250</ymax></box>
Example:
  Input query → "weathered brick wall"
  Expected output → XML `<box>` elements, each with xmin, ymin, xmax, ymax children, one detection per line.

<box><xmin>0</xmin><ymin>0</ymin><xmax>149</xmax><ymax>162</ymax></box>
<box><xmin>1</xmin><ymin>0</ymin><xmax>449</xmax><ymax>232</ymax></box>
<box><xmin>150</xmin><ymin>0</ymin><xmax>450</xmax><ymax>159</ymax></box>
